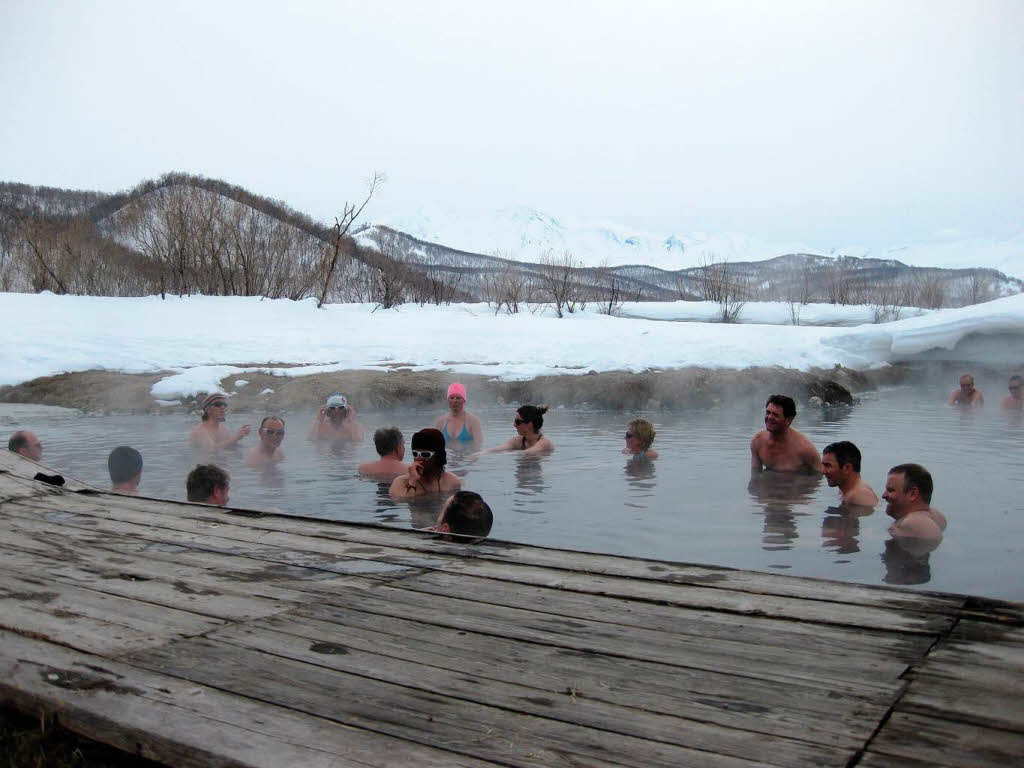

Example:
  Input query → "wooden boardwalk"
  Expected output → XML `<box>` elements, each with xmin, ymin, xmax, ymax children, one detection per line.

<box><xmin>1</xmin><ymin>449</ymin><xmax>1022</xmax><ymax>767</ymax></box>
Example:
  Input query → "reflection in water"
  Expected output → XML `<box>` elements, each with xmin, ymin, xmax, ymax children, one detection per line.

<box><xmin>821</xmin><ymin>504</ymin><xmax>875</xmax><ymax>555</ymax></box>
<box><xmin>514</xmin><ymin>454</ymin><xmax>547</xmax><ymax>498</ymax></box>
<box><xmin>408</xmin><ymin>495</ymin><xmax>444</xmax><ymax>530</ymax></box>
<box><xmin>624</xmin><ymin>457</ymin><xmax>656</xmax><ymax>484</ymax></box>
<box><xmin>881</xmin><ymin>536</ymin><xmax>941</xmax><ymax>585</ymax></box>
<box><xmin>748</xmin><ymin>471</ymin><xmax>822</xmax><ymax>551</ymax></box>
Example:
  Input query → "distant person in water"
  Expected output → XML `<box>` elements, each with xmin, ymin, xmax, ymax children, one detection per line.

<box><xmin>488</xmin><ymin>405</ymin><xmax>554</xmax><ymax>454</ymax></box>
<box><xmin>750</xmin><ymin>394</ymin><xmax>821</xmax><ymax>473</ymax></box>
<box><xmin>359</xmin><ymin>427</ymin><xmax>408</xmax><ymax>480</ymax></box>
<box><xmin>883</xmin><ymin>463</ymin><xmax>947</xmax><ymax>540</ymax></box>
<box><xmin>435</xmin><ymin>382</ymin><xmax>483</xmax><ymax>444</ymax></box>
<box><xmin>308</xmin><ymin>393</ymin><xmax>364</xmax><ymax>441</ymax></box>
<box><xmin>186</xmin><ymin>464</ymin><xmax>231</xmax><ymax>506</ymax></box>
<box><xmin>7</xmin><ymin>430</ymin><xmax>43</xmax><ymax>462</ymax></box>
<box><xmin>623</xmin><ymin>418</ymin><xmax>658</xmax><ymax>459</ymax></box>
<box><xmin>430</xmin><ymin>490</ymin><xmax>493</xmax><ymax>542</ymax></box>
<box><xmin>108</xmin><ymin>446</ymin><xmax>143</xmax><ymax>494</ymax></box>
<box><xmin>1001</xmin><ymin>375</ymin><xmax>1023</xmax><ymax>410</ymax></box>
<box><xmin>948</xmin><ymin>374</ymin><xmax>983</xmax><ymax>407</ymax></box>
<box><xmin>189</xmin><ymin>393</ymin><xmax>250</xmax><ymax>452</ymax></box>
<box><xmin>390</xmin><ymin>428</ymin><xmax>462</xmax><ymax>498</ymax></box>
<box><xmin>245</xmin><ymin>416</ymin><xmax>286</xmax><ymax>468</ymax></box>
<box><xmin>821</xmin><ymin>441</ymin><xmax>877</xmax><ymax>507</ymax></box>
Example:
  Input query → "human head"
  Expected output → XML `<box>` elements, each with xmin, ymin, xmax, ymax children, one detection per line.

<box><xmin>764</xmin><ymin>394</ymin><xmax>796</xmax><ymax>433</ymax></box>
<box><xmin>626</xmin><ymin>419</ymin><xmax>656</xmax><ymax>451</ymax></box>
<box><xmin>186</xmin><ymin>464</ymin><xmax>230</xmax><ymax>505</ymax></box>
<box><xmin>822</xmin><ymin>440</ymin><xmax>861</xmax><ymax>479</ymax></box>
<box><xmin>411</xmin><ymin>428</ymin><xmax>446</xmax><ymax>476</ymax></box>
<box><xmin>258</xmin><ymin>416</ymin><xmax>285</xmax><ymax>449</ymax></box>
<box><xmin>447</xmin><ymin>382</ymin><xmax>467</xmax><ymax>407</ymax></box>
<box><xmin>436</xmin><ymin>491</ymin><xmax>493</xmax><ymax>540</ymax></box>
<box><xmin>108</xmin><ymin>446</ymin><xmax>143</xmax><ymax>488</ymax></box>
<box><xmin>1009</xmin><ymin>375</ymin><xmax>1022</xmax><ymax>395</ymax></box>
<box><xmin>202</xmin><ymin>393</ymin><xmax>229</xmax><ymax>422</ymax></box>
<box><xmin>8</xmin><ymin>430</ymin><xmax>43</xmax><ymax>462</ymax></box>
<box><xmin>959</xmin><ymin>374</ymin><xmax>975</xmax><ymax>393</ymax></box>
<box><xmin>373</xmin><ymin>426</ymin><xmax>404</xmax><ymax>458</ymax></box>
<box><xmin>883</xmin><ymin>463</ymin><xmax>933</xmax><ymax>518</ymax></box>
<box><xmin>325</xmin><ymin>392</ymin><xmax>349</xmax><ymax>421</ymax></box>
<box><xmin>515</xmin><ymin>404</ymin><xmax>548</xmax><ymax>433</ymax></box>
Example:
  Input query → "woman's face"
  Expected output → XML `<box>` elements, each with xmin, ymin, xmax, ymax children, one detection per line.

<box><xmin>514</xmin><ymin>412</ymin><xmax>533</xmax><ymax>435</ymax></box>
<box><xmin>624</xmin><ymin>427</ymin><xmax>643</xmax><ymax>454</ymax></box>
<box><xmin>448</xmin><ymin>394</ymin><xmax>465</xmax><ymax>413</ymax></box>
<box><xmin>411</xmin><ymin>446</ymin><xmax>438</xmax><ymax>470</ymax></box>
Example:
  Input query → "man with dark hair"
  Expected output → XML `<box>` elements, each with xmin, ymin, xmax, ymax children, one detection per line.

<box><xmin>883</xmin><ymin>463</ymin><xmax>946</xmax><ymax>540</ymax></box>
<box><xmin>821</xmin><ymin>441</ymin><xmax>877</xmax><ymax>507</ymax></box>
<box><xmin>245</xmin><ymin>416</ymin><xmax>286</xmax><ymax>468</ymax></box>
<box><xmin>358</xmin><ymin>427</ymin><xmax>407</xmax><ymax>480</ymax></box>
<box><xmin>186</xmin><ymin>464</ymin><xmax>230</xmax><ymax>506</ymax></box>
<box><xmin>432</xmin><ymin>491</ymin><xmax>493</xmax><ymax>542</ymax></box>
<box><xmin>189</xmin><ymin>393</ymin><xmax>250</xmax><ymax>452</ymax></box>
<box><xmin>108</xmin><ymin>446</ymin><xmax>143</xmax><ymax>494</ymax></box>
<box><xmin>8</xmin><ymin>431</ymin><xmax>43</xmax><ymax>462</ymax></box>
<box><xmin>1001</xmin><ymin>375</ymin><xmax>1023</xmax><ymax>411</ymax></box>
<box><xmin>948</xmin><ymin>373</ymin><xmax>983</xmax><ymax>407</ymax></box>
<box><xmin>750</xmin><ymin>394</ymin><xmax>821</xmax><ymax>473</ymax></box>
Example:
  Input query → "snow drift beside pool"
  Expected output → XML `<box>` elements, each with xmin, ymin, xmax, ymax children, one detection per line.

<box><xmin>0</xmin><ymin>292</ymin><xmax>1022</xmax><ymax>400</ymax></box>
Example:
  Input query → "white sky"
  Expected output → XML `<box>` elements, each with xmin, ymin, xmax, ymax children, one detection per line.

<box><xmin>2</xmin><ymin>0</ymin><xmax>1022</xmax><ymax>246</ymax></box>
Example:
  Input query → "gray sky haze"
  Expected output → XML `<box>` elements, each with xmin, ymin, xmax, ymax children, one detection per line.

<box><xmin>2</xmin><ymin>0</ymin><xmax>1022</xmax><ymax>247</ymax></box>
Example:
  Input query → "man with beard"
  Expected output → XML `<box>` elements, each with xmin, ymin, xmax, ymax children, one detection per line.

<box><xmin>245</xmin><ymin>416</ymin><xmax>286</xmax><ymax>468</ymax></box>
<box><xmin>750</xmin><ymin>394</ymin><xmax>821</xmax><ymax>473</ymax></box>
<box><xmin>189</xmin><ymin>393</ymin><xmax>250</xmax><ymax>452</ymax></box>
<box><xmin>821</xmin><ymin>440</ymin><xmax>878</xmax><ymax>507</ymax></box>
<box><xmin>883</xmin><ymin>463</ymin><xmax>946</xmax><ymax>540</ymax></box>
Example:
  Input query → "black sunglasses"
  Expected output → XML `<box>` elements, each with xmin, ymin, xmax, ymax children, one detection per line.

<box><xmin>208</xmin><ymin>401</ymin><xmax>227</xmax><ymax>408</ymax></box>
<box><xmin>514</xmin><ymin>418</ymin><xmax>527</xmax><ymax>426</ymax></box>
<box><xmin>262</xmin><ymin>428</ymin><xmax>285</xmax><ymax>436</ymax></box>
<box><xmin>625</xmin><ymin>432</ymin><xmax>635</xmax><ymax>439</ymax></box>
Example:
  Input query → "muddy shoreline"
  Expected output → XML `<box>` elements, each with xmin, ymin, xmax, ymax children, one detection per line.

<box><xmin>0</xmin><ymin>365</ymin><xmax>915</xmax><ymax>415</ymax></box>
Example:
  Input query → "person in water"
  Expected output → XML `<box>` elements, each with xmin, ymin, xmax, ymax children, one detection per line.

<box><xmin>245</xmin><ymin>416</ymin><xmax>286</xmax><ymax>468</ymax></box>
<box><xmin>948</xmin><ymin>373</ymin><xmax>984</xmax><ymax>407</ymax></box>
<box><xmin>434</xmin><ymin>382</ymin><xmax>483</xmax><ymax>443</ymax></box>
<box><xmin>883</xmin><ymin>463</ymin><xmax>947</xmax><ymax>540</ymax></box>
<box><xmin>1001</xmin><ymin>375</ymin><xmax>1023</xmax><ymax>410</ymax></box>
<box><xmin>8</xmin><ymin>430</ymin><xmax>43</xmax><ymax>462</ymax></box>
<box><xmin>488</xmin><ymin>405</ymin><xmax>554</xmax><ymax>454</ymax></box>
<box><xmin>389</xmin><ymin>428</ymin><xmax>462</xmax><ymax>498</ymax></box>
<box><xmin>108</xmin><ymin>446</ymin><xmax>143</xmax><ymax>494</ymax></box>
<box><xmin>430</xmin><ymin>490</ymin><xmax>493</xmax><ymax>542</ymax></box>
<box><xmin>623</xmin><ymin>419</ymin><xmax>658</xmax><ymax>459</ymax></box>
<box><xmin>750</xmin><ymin>394</ymin><xmax>821</xmax><ymax>473</ymax></box>
<box><xmin>189</xmin><ymin>393</ymin><xmax>250</xmax><ymax>452</ymax></box>
<box><xmin>186</xmin><ymin>464</ymin><xmax>231</xmax><ymax>506</ymax></box>
<box><xmin>308</xmin><ymin>393</ymin><xmax>364</xmax><ymax>441</ymax></box>
<box><xmin>359</xmin><ymin>427</ymin><xmax>409</xmax><ymax>480</ymax></box>
<box><xmin>821</xmin><ymin>441</ymin><xmax>877</xmax><ymax>507</ymax></box>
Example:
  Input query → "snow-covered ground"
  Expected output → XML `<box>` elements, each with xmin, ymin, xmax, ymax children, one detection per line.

<box><xmin>1</xmin><ymin>292</ymin><xmax>1022</xmax><ymax>401</ymax></box>
<box><xmin>617</xmin><ymin>301</ymin><xmax>933</xmax><ymax>326</ymax></box>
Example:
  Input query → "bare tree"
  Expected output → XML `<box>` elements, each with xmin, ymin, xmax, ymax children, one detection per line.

<box><xmin>959</xmin><ymin>272</ymin><xmax>993</xmax><ymax>306</ymax></box>
<box><xmin>695</xmin><ymin>255</ymin><xmax>747</xmax><ymax>322</ymax></box>
<box><xmin>914</xmin><ymin>272</ymin><xmax>946</xmax><ymax>309</ymax></box>
<box><xmin>594</xmin><ymin>261</ymin><xmax>625</xmax><ymax>315</ymax></box>
<box><xmin>536</xmin><ymin>250</ymin><xmax>586</xmax><ymax>318</ymax></box>
<box><xmin>318</xmin><ymin>172</ymin><xmax>384</xmax><ymax>308</ymax></box>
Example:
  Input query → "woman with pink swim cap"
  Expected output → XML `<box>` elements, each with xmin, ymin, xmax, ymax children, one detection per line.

<box><xmin>434</xmin><ymin>382</ymin><xmax>483</xmax><ymax>444</ymax></box>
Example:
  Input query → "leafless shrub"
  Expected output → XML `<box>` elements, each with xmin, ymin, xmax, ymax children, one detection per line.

<box><xmin>694</xmin><ymin>255</ymin><xmax>747</xmax><ymax>322</ymax></box>
<box><xmin>319</xmin><ymin>172</ymin><xmax>384</xmax><ymax>308</ymax></box>
<box><xmin>913</xmin><ymin>273</ymin><xmax>946</xmax><ymax>309</ymax></box>
<box><xmin>536</xmin><ymin>250</ymin><xmax>586</xmax><ymax>318</ymax></box>
<box><xmin>594</xmin><ymin>261</ymin><xmax>624</xmax><ymax>315</ymax></box>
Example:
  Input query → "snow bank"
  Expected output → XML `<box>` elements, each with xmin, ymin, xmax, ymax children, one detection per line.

<box><xmin>1</xmin><ymin>292</ymin><xmax>1022</xmax><ymax>400</ymax></box>
<box><xmin>618</xmin><ymin>300</ymin><xmax>932</xmax><ymax>326</ymax></box>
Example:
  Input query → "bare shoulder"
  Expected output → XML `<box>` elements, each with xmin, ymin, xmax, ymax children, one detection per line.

<box><xmin>646</xmin><ymin>448</ymin><xmax>659</xmax><ymax>459</ymax></box>
<box><xmin>443</xmin><ymin>471</ymin><xmax>463</xmax><ymax>490</ymax></box>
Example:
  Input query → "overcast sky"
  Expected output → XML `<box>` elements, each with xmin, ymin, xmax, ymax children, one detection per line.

<box><xmin>2</xmin><ymin>0</ymin><xmax>1022</xmax><ymax>246</ymax></box>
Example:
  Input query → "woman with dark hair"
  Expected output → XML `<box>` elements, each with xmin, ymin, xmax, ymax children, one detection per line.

<box><xmin>389</xmin><ymin>428</ymin><xmax>462</xmax><ymax>498</ymax></box>
<box><xmin>488</xmin><ymin>405</ymin><xmax>554</xmax><ymax>454</ymax></box>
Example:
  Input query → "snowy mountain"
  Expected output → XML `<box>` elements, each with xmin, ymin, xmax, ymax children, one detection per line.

<box><xmin>368</xmin><ymin>204</ymin><xmax>1024</xmax><ymax>277</ymax></box>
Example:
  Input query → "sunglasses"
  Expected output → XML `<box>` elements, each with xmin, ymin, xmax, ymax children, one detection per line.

<box><xmin>262</xmin><ymin>428</ymin><xmax>285</xmax><ymax>436</ymax></box>
<box><xmin>514</xmin><ymin>418</ymin><xmax>527</xmax><ymax>426</ymax></box>
<box><xmin>326</xmin><ymin>406</ymin><xmax>346</xmax><ymax>411</ymax></box>
<box><xmin>624</xmin><ymin>432</ymin><xmax>635</xmax><ymax>439</ymax></box>
<box><xmin>411</xmin><ymin>449</ymin><xmax>436</xmax><ymax>459</ymax></box>
<box><xmin>208</xmin><ymin>401</ymin><xmax>227</xmax><ymax>408</ymax></box>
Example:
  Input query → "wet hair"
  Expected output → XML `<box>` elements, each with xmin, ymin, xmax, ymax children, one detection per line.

<box><xmin>824</xmin><ymin>441</ymin><xmax>861</xmax><ymax>473</ymax></box>
<box><xmin>1009</xmin><ymin>374</ymin><xmax>1022</xmax><ymax>387</ymax></box>
<box><xmin>765</xmin><ymin>394</ymin><xmax>796</xmax><ymax>419</ymax></box>
<box><xmin>108</xmin><ymin>446</ymin><xmax>143</xmax><ymax>484</ymax></box>
<box><xmin>8</xmin><ymin>431</ymin><xmax>29</xmax><ymax>454</ymax></box>
<box><xmin>442</xmin><ymin>491</ymin><xmax>493</xmax><ymax>540</ymax></box>
<box><xmin>411</xmin><ymin>428</ymin><xmax>447</xmax><ymax>476</ymax></box>
<box><xmin>516</xmin><ymin>404</ymin><xmax>549</xmax><ymax>432</ymax></box>
<box><xmin>374</xmin><ymin>427</ymin><xmax>403</xmax><ymax>457</ymax></box>
<box><xmin>259</xmin><ymin>415</ymin><xmax>285</xmax><ymax>430</ymax></box>
<box><xmin>186</xmin><ymin>464</ymin><xmax>229</xmax><ymax>503</ymax></box>
<box><xmin>960</xmin><ymin>373</ymin><xmax>974</xmax><ymax>385</ymax></box>
<box><xmin>889</xmin><ymin>463</ymin><xmax>933</xmax><ymax>504</ymax></box>
<box><xmin>627</xmin><ymin>419</ymin><xmax>656</xmax><ymax>450</ymax></box>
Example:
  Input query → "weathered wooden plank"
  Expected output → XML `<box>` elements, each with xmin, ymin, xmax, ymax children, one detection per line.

<box><xmin>126</xmin><ymin>637</ymin><xmax>781</xmax><ymax>768</ymax></box>
<box><xmin>865</xmin><ymin>711</ymin><xmax>1024</xmax><ymax>767</ymax></box>
<box><xmin>4</xmin><ymin>495</ymin><xmax>958</xmax><ymax>635</ymax></box>
<box><xmin>208</xmin><ymin>621</ymin><xmax>854</xmax><ymax>767</ymax></box>
<box><xmin>221</xmin><ymin>611</ymin><xmax>895</xmax><ymax>750</ymax></box>
<box><xmin>0</xmin><ymin>628</ymin><xmax>497</xmax><ymax>768</ymax></box>
<box><xmin>899</xmin><ymin>675</ymin><xmax>1024</xmax><ymax>732</ymax></box>
<box><xmin>0</xmin><ymin>568</ymin><xmax>223</xmax><ymax>654</ymax></box>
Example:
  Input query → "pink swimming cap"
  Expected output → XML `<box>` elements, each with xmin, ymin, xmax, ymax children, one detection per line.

<box><xmin>447</xmin><ymin>382</ymin><xmax>467</xmax><ymax>400</ymax></box>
